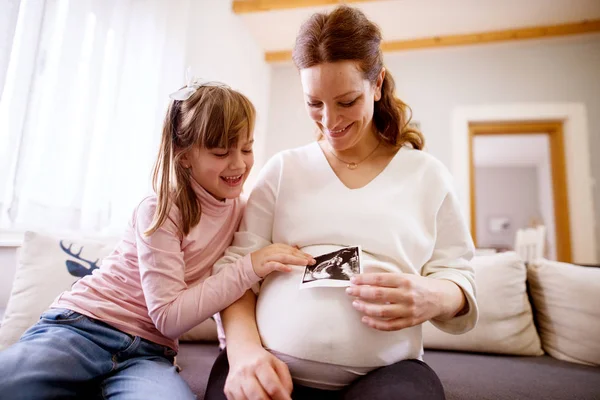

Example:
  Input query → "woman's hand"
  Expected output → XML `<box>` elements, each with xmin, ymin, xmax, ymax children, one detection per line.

<box><xmin>225</xmin><ymin>344</ymin><xmax>293</xmax><ymax>400</ymax></box>
<box><xmin>346</xmin><ymin>273</ymin><xmax>466</xmax><ymax>331</ymax></box>
<box><xmin>251</xmin><ymin>244</ymin><xmax>315</xmax><ymax>278</ymax></box>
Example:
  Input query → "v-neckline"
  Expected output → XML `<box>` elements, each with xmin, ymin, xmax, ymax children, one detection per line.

<box><xmin>314</xmin><ymin>141</ymin><xmax>403</xmax><ymax>191</ymax></box>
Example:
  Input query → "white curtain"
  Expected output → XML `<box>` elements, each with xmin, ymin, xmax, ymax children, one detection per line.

<box><xmin>0</xmin><ymin>0</ymin><xmax>191</xmax><ymax>236</ymax></box>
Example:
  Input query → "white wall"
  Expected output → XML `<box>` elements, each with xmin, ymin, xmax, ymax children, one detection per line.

<box><xmin>0</xmin><ymin>247</ymin><xmax>17</xmax><ymax>310</ymax></box>
<box><xmin>536</xmin><ymin>140</ymin><xmax>557</xmax><ymax>260</ymax></box>
<box><xmin>475</xmin><ymin>167</ymin><xmax>539</xmax><ymax>249</ymax></box>
<box><xmin>265</xmin><ymin>34</ymin><xmax>600</xmax><ymax>262</ymax></box>
<box><xmin>184</xmin><ymin>0</ymin><xmax>271</xmax><ymax>190</ymax></box>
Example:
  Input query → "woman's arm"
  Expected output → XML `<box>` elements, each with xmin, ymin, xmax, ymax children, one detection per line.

<box><xmin>347</xmin><ymin>188</ymin><xmax>478</xmax><ymax>333</ymax></box>
<box><xmin>213</xmin><ymin>154</ymin><xmax>298</xmax><ymax>399</ymax></box>
<box><xmin>220</xmin><ymin>291</ymin><xmax>293</xmax><ymax>400</ymax></box>
<box><xmin>419</xmin><ymin>188</ymin><xmax>478</xmax><ymax>332</ymax></box>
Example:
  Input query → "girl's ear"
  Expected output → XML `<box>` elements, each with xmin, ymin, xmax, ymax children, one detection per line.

<box><xmin>179</xmin><ymin>151</ymin><xmax>191</xmax><ymax>169</ymax></box>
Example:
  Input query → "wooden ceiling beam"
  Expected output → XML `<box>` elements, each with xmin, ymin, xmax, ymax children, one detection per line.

<box><xmin>265</xmin><ymin>19</ymin><xmax>600</xmax><ymax>63</ymax></box>
<box><xmin>232</xmin><ymin>0</ymin><xmax>379</xmax><ymax>14</ymax></box>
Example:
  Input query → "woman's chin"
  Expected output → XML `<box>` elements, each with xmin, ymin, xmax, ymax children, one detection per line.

<box><xmin>323</xmin><ymin>125</ymin><xmax>366</xmax><ymax>151</ymax></box>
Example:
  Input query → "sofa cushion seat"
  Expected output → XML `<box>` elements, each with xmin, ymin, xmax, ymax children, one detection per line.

<box><xmin>178</xmin><ymin>343</ymin><xmax>221</xmax><ymax>399</ymax></box>
<box><xmin>424</xmin><ymin>350</ymin><xmax>600</xmax><ymax>400</ymax></box>
<box><xmin>176</xmin><ymin>343</ymin><xmax>600</xmax><ymax>400</ymax></box>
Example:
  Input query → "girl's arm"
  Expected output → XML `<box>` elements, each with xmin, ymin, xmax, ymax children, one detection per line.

<box><xmin>134</xmin><ymin>197</ymin><xmax>262</xmax><ymax>340</ymax></box>
<box><xmin>135</xmin><ymin>151</ymin><xmax>310</xmax><ymax>341</ymax></box>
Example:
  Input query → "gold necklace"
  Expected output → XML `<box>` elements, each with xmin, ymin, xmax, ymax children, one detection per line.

<box><xmin>328</xmin><ymin>141</ymin><xmax>381</xmax><ymax>170</ymax></box>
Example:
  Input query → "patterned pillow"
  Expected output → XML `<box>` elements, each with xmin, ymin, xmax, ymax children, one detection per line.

<box><xmin>0</xmin><ymin>231</ymin><xmax>216</xmax><ymax>350</ymax></box>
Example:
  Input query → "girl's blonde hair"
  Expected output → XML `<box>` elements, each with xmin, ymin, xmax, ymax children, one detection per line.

<box><xmin>146</xmin><ymin>84</ymin><xmax>255</xmax><ymax>236</ymax></box>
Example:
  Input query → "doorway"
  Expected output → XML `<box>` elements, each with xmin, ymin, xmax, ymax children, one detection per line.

<box><xmin>469</xmin><ymin>120</ymin><xmax>572</xmax><ymax>262</ymax></box>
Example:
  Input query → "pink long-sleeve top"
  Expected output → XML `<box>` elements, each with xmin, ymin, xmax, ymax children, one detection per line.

<box><xmin>52</xmin><ymin>178</ymin><xmax>260</xmax><ymax>351</ymax></box>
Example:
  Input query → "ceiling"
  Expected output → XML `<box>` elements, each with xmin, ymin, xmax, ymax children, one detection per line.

<box><xmin>473</xmin><ymin>134</ymin><xmax>549</xmax><ymax>167</ymax></box>
<box><xmin>237</xmin><ymin>0</ymin><xmax>600</xmax><ymax>53</ymax></box>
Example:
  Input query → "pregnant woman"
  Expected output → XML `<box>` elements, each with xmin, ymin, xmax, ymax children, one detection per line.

<box><xmin>206</xmin><ymin>5</ymin><xmax>478</xmax><ymax>400</ymax></box>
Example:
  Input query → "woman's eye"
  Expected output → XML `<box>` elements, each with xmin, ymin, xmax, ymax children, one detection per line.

<box><xmin>340</xmin><ymin>99</ymin><xmax>357</xmax><ymax>107</ymax></box>
<box><xmin>307</xmin><ymin>101</ymin><xmax>322</xmax><ymax>108</ymax></box>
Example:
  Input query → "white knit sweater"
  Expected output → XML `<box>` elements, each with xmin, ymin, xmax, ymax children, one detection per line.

<box><xmin>216</xmin><ymin>142</ymin><xmax>478</xmax><ymax>370</ymax></box>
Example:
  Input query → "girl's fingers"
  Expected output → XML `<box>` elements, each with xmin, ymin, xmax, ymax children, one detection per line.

<box><xmin>272</xmin><ymin>254</ymin><xmax>311</xmax><ymax>266</ymax></box>
<box><xmin>283</xmin><ymin>244</ymin><xmax>314</xmax><ymax>262</ymax></box>
<box><xmin>265</xmin><ymin>262</ymin><xmax>292</xmax><ymax>273</ymax></box>
<box><xmin>291</xmin><ymin>248</ymin><xmax>314</xmax><ymax>263</ymax></box>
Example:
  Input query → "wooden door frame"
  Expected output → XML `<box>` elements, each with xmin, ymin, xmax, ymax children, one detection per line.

<box><xmin>469</xmin><ymin>120</ymin><xmax>572</xmax><ymax>262</ymax></box>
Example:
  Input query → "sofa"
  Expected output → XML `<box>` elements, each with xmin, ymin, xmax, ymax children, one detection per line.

<box><xmin>1</xmin><ymin>232</ymin><xmax>599</xmax><ymax>399</ymax></box>
<box><xmin>176</xmin><ymin>344</ymin><xmax>600</xmax><ymax>400</ymax></box>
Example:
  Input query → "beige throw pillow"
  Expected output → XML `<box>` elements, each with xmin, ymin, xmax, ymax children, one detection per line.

<box><xmin>528</xmin><ymin>260</ymin><xmax>600</xmax><ymax>366</ymax></box>
<box><xmin>423</xmin><ymin>252</ymin><xmax>543</xmax><ymax>356</ymax></box>
<box><xmin>179</xmin><ymin>318</ymin><xmax>218</xmax><ymax>342</ymax></box>
<box><xmin>0</xmin><ymin>231</ymin><xmax>217</xmax><ymax>350</ymax></box>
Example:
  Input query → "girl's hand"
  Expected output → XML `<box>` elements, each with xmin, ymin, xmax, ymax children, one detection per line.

<box><xmin>346</xmin><ymin>273</ymin><xmax>465</xmax><ymax>331</ymax></box>
<box><xmin>225</xmin><ymin>344</ymin><xmax>293</xmax><ymax>400</ymax></box>
<box><xmin>251</xmin><ymin>244</ymin><xmax>315</xmax><ymax>278</ymax></box>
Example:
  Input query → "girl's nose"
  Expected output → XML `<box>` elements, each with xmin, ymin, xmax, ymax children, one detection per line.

<box><xmin>230</xmin><ymin>150</ymin><xmax>245</xmax><ymax>170</ymax></box>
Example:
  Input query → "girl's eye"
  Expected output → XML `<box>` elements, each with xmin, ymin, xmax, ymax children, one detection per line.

<box><xmin>242</xmin><ymin>149</ymin><xmax>253</xmax><ymax>154</ymax></box>
<box><xmin>213</xmin><ymin>152</ymin><xmax>228</xmax><ymax>158</ymax></box>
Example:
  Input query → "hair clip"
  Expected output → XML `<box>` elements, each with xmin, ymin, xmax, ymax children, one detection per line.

<box><xmin>169</xmin><ymin>67</ymin><xmax>229</xmax><ymax>101</ymax></box>
<box><xmin>169</xmin><ymin>67</ymin><xmax>202</xmax><ymax>101</ymax></box>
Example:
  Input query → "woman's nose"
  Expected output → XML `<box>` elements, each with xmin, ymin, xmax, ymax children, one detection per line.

<box><xmin>322</xmin><ymin>106</ymin><xmax>338</xmax><ymax>131</ymax></box>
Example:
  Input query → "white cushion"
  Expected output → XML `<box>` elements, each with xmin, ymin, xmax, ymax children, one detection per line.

<box><xmin>423</xmin><ymin>252</ymin><xmax>543</xmax><ymax>356</ymax></box>
<box><xmin>0</xmin><ymin>231</ymin><xmax>216</xmax><ymax>350</ymax></box>
<box><xmin>528</xmin><ymin>259</ymin><xmax>600</xmax><ymax>366</ymax></box>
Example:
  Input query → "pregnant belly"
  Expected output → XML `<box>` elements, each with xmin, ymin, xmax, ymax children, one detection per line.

<box><xmin>255</xmin><ymin>263</ymin><xmax>423</xmax><ymax>368</ymax></box>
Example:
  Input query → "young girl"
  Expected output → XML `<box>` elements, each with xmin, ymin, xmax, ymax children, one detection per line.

<box><xmin>0</xmin><ymin>81</ymin><xmax>314</xmax><ymax>399</ymax></box>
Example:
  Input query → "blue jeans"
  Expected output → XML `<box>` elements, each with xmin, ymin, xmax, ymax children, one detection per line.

<box><xmin>0</xmin><ymin>308</ymin><xmax>195</xmax><ymax>399</ymax></box>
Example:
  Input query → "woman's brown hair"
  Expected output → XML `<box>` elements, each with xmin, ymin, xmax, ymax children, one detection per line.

<box><xmin>146</xmin><ymin>84</ymin><xmax>255</xmax><ymax>236</ymax></box>
<box><xmin>292</xmin><ymin>5</ymin><xmax>424</xmax><ymax>150</ymax></box>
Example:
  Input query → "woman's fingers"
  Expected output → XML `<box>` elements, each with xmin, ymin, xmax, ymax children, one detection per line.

<box><xmin>351</xmin><ymin>299</ymin><xmax>409</xmax><ymax>319</ymax></box>
<box><xmin>224</xmin><ymin>383</ymin><xmax>245</xmax><ymax>400</ymax></box>
<box><xmin>350</xmin><ymin>273</ymin><xmax>406</xmax><ymax>288</ymax></box>
<box><xmin>240</xmin><ymin>378</ymin><xmax>270</xmax><ymax>400</ymax></box>
<box><xmin>254</xmin><ymin>363</ymin><xmax>292</xmax><ymax>400</ymax></box>
<box><xmin>272</xmin><ymin>358</ymin><xmax>294</xmax><ymax>395</ymax></box>
<box><xmin>359</xmin><ymin>316</ymin><xmax>417</xmax><ymax>332</ymax></box>
<box><xmin>345</xmin><ymin>285</ymin><xmax>403</xmax><ymax>304</ymax></box>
